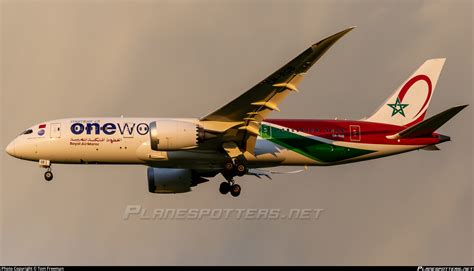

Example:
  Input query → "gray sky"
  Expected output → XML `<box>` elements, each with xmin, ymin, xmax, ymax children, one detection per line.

<box><xmin>1</xmin><ymin>0</ymin><xmax>472</xmax><ymax>265</ymax></box>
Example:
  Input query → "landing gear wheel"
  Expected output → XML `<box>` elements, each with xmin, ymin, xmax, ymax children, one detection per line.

<box><xmin>44</xmin><ymin>170</ymin><xmax>53</xmax><ymax>181</ymax></box>
<box><xmin>224</xmin><ymin>160</ymin><xmax>234</xmax><ymax>172</ymax></box>
<box><xmin>235</xmin><ymin>163</ymin><xmax>247</xmax><ymax>177</ymax></box>
<box><xmin>219</xmin><ymin>182</ymin><xmax>231</xmax><ymax>194</ymax></box>
<box><xmin>230</xmin><ymin>184</ymin><xmax>241</xmax><ymax>197</ymax></box>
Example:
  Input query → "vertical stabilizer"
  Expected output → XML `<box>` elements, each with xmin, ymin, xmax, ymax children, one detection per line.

<box><xmin>365</xmin><ymin>58</ymin><xmax>446</xmax><ymax>127</ymax></box>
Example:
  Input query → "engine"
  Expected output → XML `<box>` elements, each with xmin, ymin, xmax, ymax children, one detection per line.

<box><xmin>149</xmin><ymin>120</ymin><xmax>206</xmax><ymax>151</ymax></box>
<box><xmin>147</xmin><ymin>167</ymin><xmax>209</xmax><ymax>193</ymax></box>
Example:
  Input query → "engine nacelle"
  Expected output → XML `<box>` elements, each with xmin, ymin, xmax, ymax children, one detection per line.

<box><xmin>149</xmin><ymin>120</ymin><xmax>204</xmax><ymax>151</ymax></box>
<box><xmin>147</xmin><ymin>167</ymin><xmax>208</xmax><ymax>193</ymax></box>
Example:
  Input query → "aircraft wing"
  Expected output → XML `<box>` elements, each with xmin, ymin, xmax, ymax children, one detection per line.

<box><xmin>199</xmin><ymin>27</ymin><xmax>355</xmax><ymax>154</ymax></box>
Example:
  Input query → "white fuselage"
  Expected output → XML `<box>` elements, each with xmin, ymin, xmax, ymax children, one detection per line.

<box><xmin>7</xmin><ymin>118</ymin><xmax>315</xmax><ymax>169</ymax></box>
<box><xmin>6</xmin><ymin>117</ymin><xmax>426</xmax><ymax>170</ymax></box>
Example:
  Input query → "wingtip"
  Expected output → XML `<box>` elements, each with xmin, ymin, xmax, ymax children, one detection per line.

<box><xmin>335</xmin><ymin>25</ymin><xmax>357</xmax><ymax>35</ymax></box>
<box><xmin>311</xmin><ymin>26</ymin><xmax>355</xmax><ymax>48</ymax></box>
<box><xmin>342</xmin><ymin>25</ymin><xmax>357</xmax><ymax>33</ymax></box>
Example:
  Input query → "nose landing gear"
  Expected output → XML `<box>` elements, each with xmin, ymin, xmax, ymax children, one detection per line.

<box><xmin>44</xmin><ymin>169</ymin><xmax>53</xmax><ymax>181</ymax></box>
<box><xmin>39</xmin><ymin>159</ymin><xmax>53</xmax><ymax>181</ymax></box>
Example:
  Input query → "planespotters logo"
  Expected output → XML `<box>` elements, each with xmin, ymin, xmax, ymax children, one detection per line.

<box><xmin>37</xmin><ymin>123</ymin><xmax>46</xmax><ymax>136</ymax></box>
<box><xmin>122</xmin><ymin>205</ymin><xmax>325</xmax><ymax>221</ymax></box>
<box><xmin>387</xmin><ymin>74</ymin><xmax>432</xmax><ymax>118</ymax></box>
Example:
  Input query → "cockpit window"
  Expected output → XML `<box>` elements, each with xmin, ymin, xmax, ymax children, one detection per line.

<box><xmin>21</xmin><ymin>129</ymin><xmax>33</xmax><ymax>135</ymax></box>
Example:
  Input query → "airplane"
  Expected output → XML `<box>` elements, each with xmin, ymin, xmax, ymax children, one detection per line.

<box><xmin>5</xmin><ymin>27</ymin><xmax>468</xmax><ymax>197</ymax></box>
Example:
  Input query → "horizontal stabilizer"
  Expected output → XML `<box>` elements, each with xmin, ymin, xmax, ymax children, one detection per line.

<box><xmin>422</xmin><ymin>145</ymin><xmax>440</xmax><ymax>151</ymax></box>
<box><xmin>387</xmin><ymin>104</ymin><xmax>468</xmax><ymax>139</ymax></box>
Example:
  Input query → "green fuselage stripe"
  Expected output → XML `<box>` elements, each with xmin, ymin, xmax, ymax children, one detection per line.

<box><xmin>260</xmin><ymin>124</ymin><xmax>376</xmax><ymax>163</ymax></box>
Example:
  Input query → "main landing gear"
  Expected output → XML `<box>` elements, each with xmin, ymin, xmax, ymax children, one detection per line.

<box><xmin>219</xmin><ymin>180</ymin><xmax>241</xmax><ymax>197</ymax></box>
<box><xmin>223</xmin><ymin>157</ymin><xmax>248</xmax><ymax>177</ymax></box>
<box><xmin>39</xmin><ymin>159</ymin><xmax>53</xmax><ymax>181</ymax></box>
<box><xmin>219</xmin><ymin>157</ymin><xmax>247</xmax><ymax>197</ymax></box>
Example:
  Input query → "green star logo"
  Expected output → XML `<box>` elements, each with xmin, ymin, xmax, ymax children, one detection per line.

<box><xmin>387</xmin><ymin>98</ymin><xmax>409</xmax><ymax>117</ymax></box>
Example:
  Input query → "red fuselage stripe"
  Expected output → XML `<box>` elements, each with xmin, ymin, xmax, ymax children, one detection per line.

<box><xmin>264</xmin><ymin>119</ymin><xmax>441</xmax><ymax>145</ymax></box>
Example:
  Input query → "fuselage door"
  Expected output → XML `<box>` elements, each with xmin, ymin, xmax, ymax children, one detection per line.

<box><xmin>349</xmin><ymin>125</ymin><xmax>361</xmax><ymax>141</ymax></box>
<box><xmin>50</xmin><ymin>123</ymin><xmax>61</xmax><ymax>138</ymax></box>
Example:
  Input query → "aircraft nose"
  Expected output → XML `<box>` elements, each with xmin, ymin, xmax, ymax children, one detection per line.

<box><xmin>5</xmin><ymin>140</ymin><xmax>16</xmax><ymax>157</ymax></box>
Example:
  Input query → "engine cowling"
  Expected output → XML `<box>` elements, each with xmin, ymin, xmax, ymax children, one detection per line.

<box><xmin>149</xmin><ymin>120</ymin><xmax>204</xmax><ymax>151</ymax></box>
<box><xmin>147</xmin><ymin>167</ymin><xmax>208</xmax><ymax>193</ymax></box>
